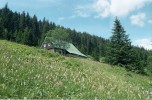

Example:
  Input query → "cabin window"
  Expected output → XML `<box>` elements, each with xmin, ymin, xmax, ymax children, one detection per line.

<box><xmin>48</xmin><ymin>43</ymin><xmax>51</xmax><ymax>47</ymax></box>
<box><xmin>43</xmin><ymin>44</ymin><xmax>46</xmax><ymax>48</ymax></box>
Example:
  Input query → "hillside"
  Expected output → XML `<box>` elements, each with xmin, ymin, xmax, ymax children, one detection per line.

<box><xmin>0</xmin><ymin>40</ymin><xmax>152</xmax><ymax>99</ymax></box>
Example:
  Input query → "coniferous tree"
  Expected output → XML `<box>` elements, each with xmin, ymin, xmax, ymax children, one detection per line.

<box><xmin>130</xmin><ymin>47</ymin><xmax>148</xmax><ymax>73</ymax></box>
<box><xmin>31</xmin><ymin>15</ymin><xmax>39</xmax><ymax>46</ymax></box>
<box><xmin>22</xmin><ymin>27</ymin><xmax>31</xmax><ymax>45</ymax></box>
<box><xmin>105</xmin><ymin>18</ymin><xmax>148</xmax><ymax>73</ymax></box>
<box><xmin>106</xmin><ymin>18</ymin><xmax>132</xmax><ymax>67</ymax></box>
<box><xmin>147</xmin><ymin>50</ymin><xmax>152</xmax><ymax>74</ymax></box>
<box><xmin>25</xmin><ymin>12</ymin><xmax>31</xmax><ymax>28</ymax></box>
<box><xmin>0</xmin><ymin>17</ymin><xmax>3</xmax><ymax>38</ymax></box>
<box><xmin>39</xmin><ymin>18</ymin><xmax>50</xmax><ymax>46</ymax></box>
<box><xmin>12</xmin><ymin>12</ymin><xmax>19</xmax><ymax>33</ymax></box>
<box><xmin>19</xmin><ymin>11</ymin><xmax>26</xmax><ymax>32</ymax></box>
<box><xmin>14</xmin><ymin>30</ymin><xmax>22</xmax><ymax>43</ymax></box>
<box><xmin>2</xmin><ymin>29</ymin><xmax>8</xmax><ymax>39</ymax></box>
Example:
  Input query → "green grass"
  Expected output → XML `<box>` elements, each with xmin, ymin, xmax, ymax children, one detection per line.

<box><xmin>0</xmin><ymin>40</ymin><xmax>152</xmax><ymax>99</ymax></box>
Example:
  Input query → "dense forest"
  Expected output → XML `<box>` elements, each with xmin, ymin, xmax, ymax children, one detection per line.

<box><xmin>0</xmin><ymin>4</ymin><xmax>152</xmax><ymax>74</ymax></box>
<box><xmin>0</xmin><ymin>4</ymin><xmax>107</xmax><ymax>61</ymax></box>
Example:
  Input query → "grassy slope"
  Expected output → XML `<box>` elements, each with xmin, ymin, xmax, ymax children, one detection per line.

<box><xmin>0</xmin><ymin>40</ymin><xmax>152</xmax><ymax>99</ymax></box>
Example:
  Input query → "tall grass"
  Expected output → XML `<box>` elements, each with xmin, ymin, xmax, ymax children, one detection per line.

<box><xmin>0</xmin><ymin>40</ymin><xmax>152</xmax><ymax>99</ymax></box>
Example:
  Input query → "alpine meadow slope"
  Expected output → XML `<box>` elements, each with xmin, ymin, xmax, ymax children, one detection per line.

<box><xmin>0</xmin><ymin>40</ymin><xmax>152</xmax><ymax>99</ymax></box>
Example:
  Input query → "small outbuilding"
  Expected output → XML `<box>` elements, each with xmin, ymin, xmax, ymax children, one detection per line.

<box><xmin>41</xmin><ymin>37</ymin><xmax>86</xmax><ymax>58</ymax></box>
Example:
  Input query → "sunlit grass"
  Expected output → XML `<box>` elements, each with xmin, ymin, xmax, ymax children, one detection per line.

<box><xmin>0</xmin><ymin>40</ymin><xmax>152</xmax><ymax>99</ymax></box>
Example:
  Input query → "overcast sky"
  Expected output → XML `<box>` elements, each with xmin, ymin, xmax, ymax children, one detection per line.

<box><xmin>0</xmin><ymin>0</ymin><xmax>152</xmax><ymax>49</ymax></box>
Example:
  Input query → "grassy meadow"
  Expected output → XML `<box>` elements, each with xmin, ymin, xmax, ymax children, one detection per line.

<box><xmin>0</xmin><ymin>40</ymin><xmax>152</xmax><ymax>99</ymax></box>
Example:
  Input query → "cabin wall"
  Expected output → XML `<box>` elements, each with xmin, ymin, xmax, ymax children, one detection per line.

<box><xmin>42</xmin><ymin>43</ymin><xmax>54</xmax><ymax>50</ymax></box>
<box><xmin>54</xmin><ymin>48</ymin><xmax>67</xmax><ymax>55</ymax></box>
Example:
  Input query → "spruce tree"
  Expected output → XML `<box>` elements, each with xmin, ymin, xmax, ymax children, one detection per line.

<box><xmin>106</xmin><ymin>18</ymin><xmax>132</xmax><ymax>67</ymax></box>
<box><xmin>22</xmin><ymin>27</ymin><xmax>31</xmax><ymax>45</ymax></box>
<box><xmin>0</xmin><ymin>17</ymin><xmax>3</xmax><ymax>39</ymax></box>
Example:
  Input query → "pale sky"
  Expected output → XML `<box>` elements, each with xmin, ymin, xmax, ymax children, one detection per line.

<box><xmin>0</xmin><ymin>0</ymin><xmax>152</xmax><ymax>49</ymax></box>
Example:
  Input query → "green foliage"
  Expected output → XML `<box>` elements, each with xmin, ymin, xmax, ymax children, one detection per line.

<box><xmin>45</xmin><ymin>28</ymin><xmax>71</xmax><ymax>49</ymax></box>
<box><xmin>105</xmin><ymin>18</ymin><xmax>148</xmax><ymax>73</ymax></box>
<box><xmin>0</xmin><ymin>40</ymin><xmax>152</xmax><ymax>99</ymax></box>
<box><xmin>105</xmin><ymin>18</ymin><xmax>132</xmax><ymax>65</ymax></box>
<box><xmin>21</xmin><ymin>27</ymin><xmax>31</xmax><ymax>45</ymax></box>
<box><xmin>147</xmin><ymin>50</ymin><xmax>152</xmax><ymax>75</ymax></box>
<box><xmin>129</xmin><ymin>47</ymin><xmax>148</xmax><ymax>74</ymax></box>
<box><xmin>46</xmin><ymin>28</ymin><xmax>70</xmax><ymax>42</ymax></box>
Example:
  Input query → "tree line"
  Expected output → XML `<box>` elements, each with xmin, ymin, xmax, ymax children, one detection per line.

<box><xmin>0</xmin><ymin>4</ymin><xmax>56</xmax><ymax>46</ymax></box>
<box><xmin>0</xmin><ymin>4</ymin><xmax>107</xmax><ymax>61</ymax></box>
<box><xmin>0</xmin><ymin>4</ymin><xmax>151</xmax><ymax>74</ymax></box>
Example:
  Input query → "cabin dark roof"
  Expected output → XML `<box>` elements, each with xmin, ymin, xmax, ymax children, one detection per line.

<box><xmin>42</xmin><ymin>37</ymin><xmax>86</xmax><ymax>57</ymax></box>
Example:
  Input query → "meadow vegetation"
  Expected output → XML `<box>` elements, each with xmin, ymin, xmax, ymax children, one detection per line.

<box><xmin>0</xmin><ymin>40</ymin><xmax>152</xmax><ymax>99</ymax></box>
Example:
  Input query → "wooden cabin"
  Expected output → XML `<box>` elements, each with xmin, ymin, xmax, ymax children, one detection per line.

<box><xmin>42</xmin><ymin>38</ymin><xmax>86</xmax><ymax>58</ymax></box>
